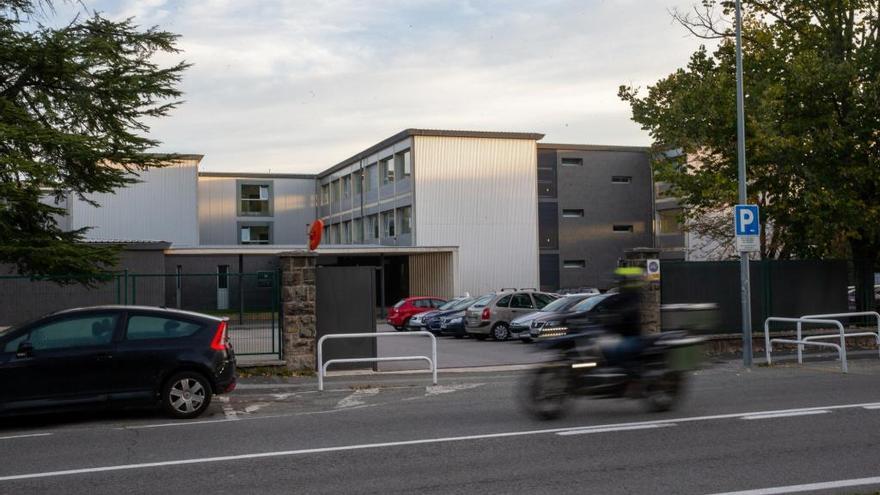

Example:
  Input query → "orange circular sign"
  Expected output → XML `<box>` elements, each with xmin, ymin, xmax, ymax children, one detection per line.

<box><xmin>308</xmin><ymin>219</ymin><xmax>324</xmax><ymax>251</ymax></box>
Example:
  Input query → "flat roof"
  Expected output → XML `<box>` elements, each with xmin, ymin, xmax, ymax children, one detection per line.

<box><xmin>199</xmin><ymin>172</ymin><xmax>317</xmax><ymax>180</ymax></box>
<box><xmin>319</xmin><ymin>128</ymin><xmax>545</xmax><ymax>178</ymax></box>
<box><xmin>538</xmin><ymin>143</ymin><xmax>650</xmax><ymax>153</ymax></box>
<box><xmin>165</xmin><ymin>245</ymin><xmax>459</xmax><ymax>256</ymax></box>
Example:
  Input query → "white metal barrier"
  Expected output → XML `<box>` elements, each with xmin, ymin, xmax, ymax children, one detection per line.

<box><xmin>764</xmin><ymin>317</ymin><xmax>848</xmax><ymax>373</ymax></box>
<box><xmin>317</xmin><ymin>331</ymin><xmax>438</xmax><ymax>391</ymax></box>
<box><xmin>798</xmin><ymin>312</ymin><xmax>880</xmax><ymax>363</ymax></box>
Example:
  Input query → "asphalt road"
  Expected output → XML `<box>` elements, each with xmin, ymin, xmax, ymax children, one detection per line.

<box><xmin>1</xmin><ymin>360</ymin><xmax>880</xmax><ymax>494</ymax></box>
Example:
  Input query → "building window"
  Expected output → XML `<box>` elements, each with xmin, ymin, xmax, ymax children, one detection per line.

<box><xmin>341</xmin><ymin>220</ymin><xmax>351</xmax><ymax>244</ymax></box>
<box><xmin>380</xmin><ymin>157</ymin><xmax>394</xmax><ymax>185</ymax></box>
<box><xmin>613</xmin><ymin>224</ymin><xmax>634</xmax><ymax>233</ymax></box>
<box><xmin>367</xmin><ymin>214</ymin><xmax>379</xmax><ymax>241</ymax></box>
<box><xmin>323</xmin><ymin>225</ymin><xmax>329</xmax><ymax>241</ymax></box>
<box><xmin>561</xmin><ymin>157</ymin><xmax>583</xmax><ymax>167</ymax></box>
<box><xmin>353</xmin><ymin>171</ymin><xmax>363</xmax><ymax>195</ymax></box>
<box><xmin>659</xmin><ymin>209</ymin><xmax>683</xmax><ymax>234</ymax></box>
<box><xmin>381</xmin><ymin>210</ymin><xmax>395</xmax><ymax>238</ymax></box>
<box><xmin>320</xmin><ymin>184</ymin><xmax>330</xmax><ymax>205</ymax></box>
<box><xmin>240</xmin><ymin>223</ymin><xmax>271</xmax><ymax>244</ymax></box>
<box><xmin>563</xmin><ymin>260</ymin><xmax>586</xmax><ymax>268</ymax></box>
<box><xmin>398</xmin><ymin>206</ymin><xmax>412</xmax><ymax>235</ymax></box>
<box><xmin>330</xmin><ymin>180</ymin><xmax>341</xmax><ymax>203</ymax></box>
<box><xmin>612</xmin><ymin>176</ymin><xmax>632</xmax><ymax>184</ymax></box>
<box><xmin>238</xmin><ymin>183</ymin><xmax>271</xmax><ymax>216</ymax></box>
<box><xmin>562</xmin><ymin>209</ymin><xmax>584</xmax><ymax>218</ymax></box>
<box><xmin>395</xmin><ymin>150</ymin><xmax>411</xmax><ymax>180</ymax></box>
<box><xmin>342</xmin><ymin>175</ymin><xmax>351</xmax><ymax>199</ymax></box>
<box><xmin>330</xmin><ymin>223</ymin><xmax>339</xmax><ymax>244</ymax></box>
<box><xmin>365</xmin><ymin>163</ymin><xmax>377</xmax><ymax>191</ymax></box>
<box><xmin>353</xmin><ymin>217</ymin><xmax>363</xmax><ymax>243</ymax></box>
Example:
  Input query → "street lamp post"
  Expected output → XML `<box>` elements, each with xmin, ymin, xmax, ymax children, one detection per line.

<box><xmin>735</xmin><ymin>0</ymin><xmax>753</xmax><ymax>367</ymax></box>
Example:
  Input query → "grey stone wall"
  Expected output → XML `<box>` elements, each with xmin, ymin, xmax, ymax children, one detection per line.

<box><xmin>622</xmin><ymin>248</ymin><xmax>661</xmax><ymax>334</ymax></box>
<box><xmin>280</xmin><ymin>254</ymin><xmax>317</xmax><ymax>370</ymax></box>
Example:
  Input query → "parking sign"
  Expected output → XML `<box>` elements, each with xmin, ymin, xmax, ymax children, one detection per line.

<box><xmin>734</xmin><ymin>205</ymin><xmax>760</xmax><ymax>252</ymax></box>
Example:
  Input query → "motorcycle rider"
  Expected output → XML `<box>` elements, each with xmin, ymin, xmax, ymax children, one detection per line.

<box><xmin>605</xmin><ymin>266</ymin><xmax>646</xmax><ymax>371</ymax></box>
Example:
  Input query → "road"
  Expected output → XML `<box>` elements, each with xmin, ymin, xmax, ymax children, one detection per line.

<box><xmin>1</xmin><ymin>360</ymin><xmax>879</xmax><ymax>494</ymax></box>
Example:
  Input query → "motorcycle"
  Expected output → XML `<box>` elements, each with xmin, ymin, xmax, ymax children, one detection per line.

<box><xmin>520</xmin><ymin>327</ymin><xmax>704</xmax><ymax>420</ymax></box>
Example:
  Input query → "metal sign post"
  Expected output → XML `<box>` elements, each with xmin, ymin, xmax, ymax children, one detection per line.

<box><xmin>735</xmin><ymin>0</ymin><xmax>753</xmax><ymax>367</ymax></box>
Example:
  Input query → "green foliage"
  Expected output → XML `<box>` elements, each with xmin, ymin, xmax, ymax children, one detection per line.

<box><xmin>0</xmin><ymin>0</ymin><xmax>189</xmax><ymax>284</ymax></box>
<box><xmin>620</xmin><ymin>1</ymin><xmax>880</xmax><ymax>264</ymax></box>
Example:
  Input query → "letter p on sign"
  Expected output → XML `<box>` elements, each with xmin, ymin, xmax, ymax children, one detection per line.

<box><xmin>734</xmin><ymin>205</ymin><xmax>760</xmax><ymax>236</ymax></box>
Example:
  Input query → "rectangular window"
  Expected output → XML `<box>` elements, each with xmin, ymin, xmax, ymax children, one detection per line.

<box><xmin>239</xmin><ymin>183</ymin><xmax>271</xmax><ymax>216</ymax></box>
<box><xmin>659</xmin><ymin>209</ymin><xmax>683</xmax><ymax>234</ymax></box>
<box><xmin>398</xmin><ymin>206</ymin><xmax>412</xmax><ymax>235</ymax></box>
<box><xmin>395</xmin><ymin>150</ymin><xmax>411</xmax><ymax>180</ymax></box>
<box><xmin>365</xmin><ymin>164</ymin><xmax>377</xmax><ymax>191</ymax></box>
<box><xmin>330</xmin><ymin>224</ymin><xmax>339</xmax><ymax>244</ymax></box>
<box><xmin>331</xmin><ymin>180</ymin><xmax>340</xmax><ymax>203</ymax></box>
<box><xmin>240</xmin><ymin>224</ymin><xmax>271</xmax><ymax>244</ymax></box>
<box><xmin>612</xmin><ymin>176</ymin><xmax>632</xmax><ymax>184</ymax></box>
<box><xmin>367</xmin><ymin>214</ymin><xmax>379</xmax><ymax>241</ymax></box>
<box><xmin>562</xmin><ymin>209</ymin><xmax>584</xmax><ymax>218</ymax></box>
<box><xmin>126</xmin><ymin>315</ymin><xmax>202</xmax><ymax>341</ymax></box>
<box><xmin>380</xmin><ymin>157</ymin><xmax>394</xmax><ymax>185</ymax></box>
<box><xmin>382</xmin><ymin>210</ymin><xmax>395</xmax><ymax>238</ymax></box>
<box><xmin>353</xmin><ymin>171</ymin><xmax>363</xmax><ymax>195</ymax></box>
<box><xmin>353</xmin><ymin>217</ymin><xmax>363</xmax><ymax>243</ymax></box>
<box><xmin>342</xmin><ymin>175</ymin><xmax>351</xmax><ymax>199</ymax></box>
<box><xmin>563</xmin><ymin>260</ymin><xmax>586</xmax><ymax>268</ymax></box>
<box><xmin>613</xmin><ymin>224</ymin><xmax>634</xmax><ymax>233</ymax></box>
<box><xmin>341</xmin><ymin>221</ymin><xmax>351</xmax><ymax>244</ymax></box>
<box><xmin>320</xmin><ymin>184</ymin><xmax>330</xmax><ymax>205</ymax></box>
<box><xmin>561</xmin><ymin>157</ymin><xmax>583</xmax><ymax>167</ymax></box>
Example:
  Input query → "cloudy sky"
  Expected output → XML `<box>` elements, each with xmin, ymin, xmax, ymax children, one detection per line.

<box><xmin>74</xmin><ymin>0</ymin><xmax>710</xmax><ymax>174</ymax></box>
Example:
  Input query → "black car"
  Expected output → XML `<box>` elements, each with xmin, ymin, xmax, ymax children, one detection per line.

<box><xmin>0</xmin><ymin>305</ymin><xmax>236</xmax><ymax>419</ymax></box>
<box><xmin>509</xmin><ymin>294</ymin><xmax>596</xmax><ymax>342</ymax></box>
<box><xmin>420</xmin><ymin>297</ymin><xmax>476</xmax><ymax>336</ymax></box>
<box><xmin>528</xmin><ymin>293</ymin><xmax>622</xmax><ymax>339</ymax></box>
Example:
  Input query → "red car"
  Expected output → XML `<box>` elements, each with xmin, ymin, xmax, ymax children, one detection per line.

<box><xmin>387</xmin><ymin>296</ymin><xmax>447</xmax><ymax>331</ymax></box>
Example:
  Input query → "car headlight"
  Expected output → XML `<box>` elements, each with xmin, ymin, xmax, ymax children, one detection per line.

<box><xmin>539</xmin><ymin>325</ymin><xmax>569</xmax><ymax>338</ymax></box>
<box><xmin>447</xmin><ymin>317</ymin><xmax>462</xmax><ymax>324</ymax></box>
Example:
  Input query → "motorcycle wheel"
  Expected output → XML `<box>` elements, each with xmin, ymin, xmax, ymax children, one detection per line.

<box><xmin>520</xmin><ymin>365</ymin><xmax>572</xmax><ymax>420</ymax></box>
<box><xmin>644</xmin><ymin>371</ymin><xmax>684</xmax><ymax>412</ymax></box>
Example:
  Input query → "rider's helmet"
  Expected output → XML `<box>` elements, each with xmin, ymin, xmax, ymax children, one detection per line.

<box><xmin>614</xmin><ymin>266</ymin><xmax>646</xmax><ymax>292</ymax></box>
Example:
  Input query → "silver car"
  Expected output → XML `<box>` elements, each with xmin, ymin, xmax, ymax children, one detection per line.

<box><xmin>465</xmin><ymin>290</ymin><xmax>557</xmax><ymax>341</ymax></box>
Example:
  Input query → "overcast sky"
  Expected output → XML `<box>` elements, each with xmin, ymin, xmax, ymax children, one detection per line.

<box><xmin>77</xmin><ymin>0</ymin><xmax>710</xmax><ymax>174</ymax></box>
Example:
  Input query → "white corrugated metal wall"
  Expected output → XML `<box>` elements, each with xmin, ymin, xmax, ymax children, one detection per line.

<box><xmin>70</xmin><ymin>158</ymin><xmax>200</xmax><ymax>246</ymax></box>
<box><xmin>413</xmin><ymin>136</ymin><xmax>539</xmax><ymax>296</ymax></box>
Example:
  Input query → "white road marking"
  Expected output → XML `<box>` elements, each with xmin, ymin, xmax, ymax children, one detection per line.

<box><xmin>217</xmin><ymin>396</ymin><xmax>238</xmax><ymax>420</ymax></box>
<box><xmin>425</xmin><ymin>383</ymin><xmax>483</xmax><ymax>396</ymax></box>
<box><xmin>556</xmin><ymin>424</ymin><xmax>675</xmax><ymax>436</ymax></box>
<box><xmin>0</xmin><ymin>433</ymin><xmax>52</xmax><ymax>441</ymax></box>
<box><xmin>270</xmin><ymin>393</ymin><xmax>297</xmax><ymax>400</ymax></box>
<box><xmin>741</xmin><ymin>410</ymin><xmax>830</xmax><ymax>421</ymax></box>
<box><xmin>244</xmin><ymin>403</ymin><xmax>269</xmax><ymax>414</ymax></box>
<box><xmin>863</xmin><ymin>405</ymin><xmax>880</xmax><ymax>410</ymax></box>
<box><xmin>706</xmin><ymin>475</ymin><xmax>880</xmax><ymax>495</ymax></box>
<box><xmin>6</xmin><ymin>401</ymin><xmax>880</xmax><ymax>482</ymax></box>
<box><xmin>335</xmin><ymin>388</ymin><xmax>379</xmax><ymax>409</ymax></box>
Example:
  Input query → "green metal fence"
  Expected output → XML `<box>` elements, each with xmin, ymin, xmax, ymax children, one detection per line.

<box><xmin>0</xmin><ymin>271</ymin><xmax>283</xmax><ymax>359</ymax></box>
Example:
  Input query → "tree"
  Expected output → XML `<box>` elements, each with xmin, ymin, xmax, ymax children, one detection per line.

<box><xmin>619</xmin><ymin>0</ymin><xmax>880</xmax><ymax>310</ymax></box>
<box><xmin>0</xmin><ymin>0</ymin><xmax>188</xmax><ymax>283</ymax></box>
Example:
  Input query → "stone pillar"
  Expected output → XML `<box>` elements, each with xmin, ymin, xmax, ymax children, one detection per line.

<box><xmin>621</xmin><ymin>248</ymin><xmax>661</xmax><ymax>334</ymax></box>
<box><xmin>280</xmin><ymin>252</ymin><xmax>317</xmax><ymax>371</ymax></box>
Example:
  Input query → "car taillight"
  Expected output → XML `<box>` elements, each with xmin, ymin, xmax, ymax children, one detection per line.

<box><xmin>211</xmin><ymin>321</ymin><xmax>228</xmax><ymax>351</ymax></box>
<box><xmin>481</xmin><ymin>308</ymin><xmax>491</xmax><ymax>320</ymax></box>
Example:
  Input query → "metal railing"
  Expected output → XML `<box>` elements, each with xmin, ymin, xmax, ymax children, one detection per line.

<box><xmin>764</xmin><ymin>317</ymin><xmax>849</xmax><ymax>373</ymax></box>
<box><xmin>317</xmin><ymin>331</ymin><xmax>438</xmax><ymax>391</ymax></box>
<box><xmin>798</xmin><ymin>312</ymin><xmax>880</xmax><ymax>363</ymax></box>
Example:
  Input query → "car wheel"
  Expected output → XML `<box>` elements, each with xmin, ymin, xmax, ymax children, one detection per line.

<box><xmin>162</xmin><ymin>371</ymin><xmax>213</xmax><ymax>419</ymax></box>
<box><xmin>491</xmin><ymin>323</ymin><xmax>510</xmax><ymax>341</ymax></box>
<box><xmin>402</xmin><ymin>318</ymin><xmax>411</xmax><ymax>331</ymax></box>
<box><xmin>394</xmin><ymin>326</ymin><xmax>404</xmax><ymax>332</ymax></box>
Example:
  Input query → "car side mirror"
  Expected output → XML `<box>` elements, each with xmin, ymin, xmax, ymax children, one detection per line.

<box><xmin>16</xmin><ymin>341</ymin><xmax>33</xmax><ymax>359</ymax></box>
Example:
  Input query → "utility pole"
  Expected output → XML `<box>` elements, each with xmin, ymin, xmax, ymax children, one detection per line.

<box><xmin>735</xmin><ymin>0</ymin><xmax>753</xmax><ymax>367</ymax></box>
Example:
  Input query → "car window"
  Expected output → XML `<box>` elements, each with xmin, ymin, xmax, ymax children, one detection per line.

<box><xmin>572</xmin><ymin>294</ymin><xmax>612</xmax><ymax>312</ymax></box>
<box><xmin>393</xmin><ymin>299</ymin><xmax>406</xmax><ymax>309</ymax></box>
<box><xmin>432</xmin><ymin>299</ymin><xmax>446</xmax><ymax>308</ymax></box>
<box><xmin>470</xmin><ymin>295</ymin><xmax>493</xmax><ymax>308</ymax></box>
<box><xmin>438</xmin><ymin>299</ymin><xmax>459</xmax><ymax>310</ymax></box>
<box><xmin>452</xmin><ymin>298</ymin><xmax>475</xmax><ymax>310</ymax></box>
<box><xmin>5</xmin><ymin>314</ymin><xmax>118</xmax><ymax>352</ymax></box>
<box><xmin>532</xmin><ymin>293</ymin><xmax>555</xmax><ymax>309</ymax></box>
<box><xmin>496</xmin><ymin>295</ymin><xmax>512</xmax><ymax>307</ymax></box>
<box><xmin>414</xmin><ymin>299</ymin><xmax>431</xmax><ymax>308</ymax></box>
<box><xmin>126</xmin><ymin>315</ymin><xmax>203</xmax><ymax>341</ymax></box>
<box><xmin>511</xmin><ymin>294</ymin><xmax>534</xmax><ymax>309</ymax></box>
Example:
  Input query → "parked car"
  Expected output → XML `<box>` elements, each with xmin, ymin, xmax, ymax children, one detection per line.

<box><xmin>465</xmin><ymin>290</ymin><xmax>557</xmax><ymax>341</ymax></box>
<box><xmin>409</xmin><ymin>297</ymin><xmax>475</xmax><ymax>333</ymax></box>
<box><xmin>387</xmin><ymin>297</ymin><xmax>447</xmax><ymax>331</ymax></box>
<box><xmin>528</xmin><ymin>293</ymin><xmax>621</xmax><ymax>339</ymax></box>
<box><xmin>0</xmin><ymin>305</ymin><xmax>236</xmax><ymax>419</ymax></box>
<box><xmin>509</xmin><ymin>294</ymin><xmax>596</xmax><ymax>342</ymax></box>
<box><xmin>437</xmin><ymin>295</ymin><xmax>490</xmax><ymax>338</ymax></box>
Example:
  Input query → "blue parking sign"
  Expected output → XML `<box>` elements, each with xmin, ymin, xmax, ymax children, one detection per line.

<box><xmin>734</xmin><ymin>205</ymin><xmax>760</xmax><ymax>235</ymax></box>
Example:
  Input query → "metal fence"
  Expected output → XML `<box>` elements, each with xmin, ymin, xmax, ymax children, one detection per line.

<box><xmin>0</xmin><ymin>271</ymin><xmax>283</xmax><ymax>359</ymax></box>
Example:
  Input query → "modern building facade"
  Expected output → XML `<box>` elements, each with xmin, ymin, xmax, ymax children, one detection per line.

<box><xmin>55</xmin><ymin>129</ymin><xmax>659</xmax><ymax>297</ymax></box>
